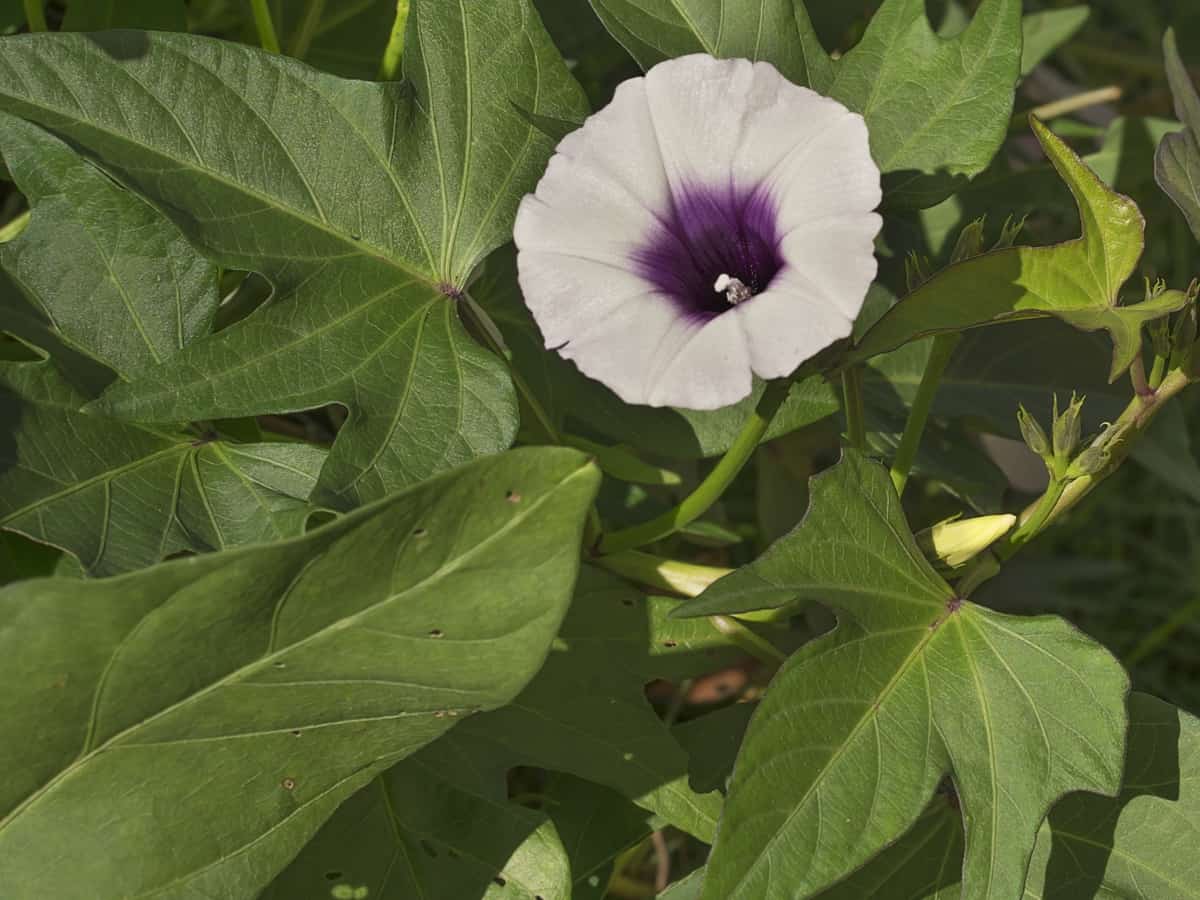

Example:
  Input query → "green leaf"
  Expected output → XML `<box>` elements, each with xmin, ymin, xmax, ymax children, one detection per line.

<box><xmin>265</xmin><ymin>759</ymin><xmax>573</xmax><ymax>900</ymax></box>
<box><xmin>477</xmin><ymin>249</ymin><xmax>838</xmax><ymax>460</ymax></box>
<box><xmin>447</xmin><ymin>567</ymin><xmax>740</xmax><ymax>842</ymax></box>
<box><xmin>588</xmin><ymin>0</ymin><xmax>1021</xmax><ymax>182</ymax></box>
<box><xmin>0</xmin><ymin>447</ymin><xmax>599</xmax><ymax>898</ymax></box>
<box><xmin>675</xmin><ymin>451</ymin><xmax>1129</xmax><ymax>900</ymax></box>
<box><xmin>0</xmin><ymin>9</ymin><xmax>587</xmax><ymax>508</ymax></box>
<box><xmin>1020</xmin><ymin>6</ymin><xmax>1090</xmax><ymax>77</ymax></box>
<box><xmin>1024</xmin><ymin>692</ymin><xmax>1200</xmax><ymax>898</ymax></box>
<box><xmin>815</xmin><ymin>799</ymin><xmax>964</xmax><ymax>899</ymax></box>
<box><xmin>0</xmin><ymin>115</ymin><xmax>218</xmax><ymax>383</ymax></box>
<box><xmin>808</xmin><ymin>692</ymin><xmax>1200</xmax><ymax>899</ymax></box>
<box><xmin>0</xmin><ymin>360</ymin><xmax>327</xmax><ymax>575</ymax></box>
<box><xmin>856</xmin><ymin>118</ymin><xmax>1186</xmax><ymax>380</ymax></box>
<box><xmin>585</xmin><ymin>0</ymin><xmax>821</xmax><ymax>85</ymax></box>
<box><xmin>1156</xmin><ymin>29</ymin><xmax>1200</xmax><ymax>242</ymax></box>
<box><xmin>62</xmin><ymin>0</ymin><xmax>187</xmax><ymax>30</ymax></box>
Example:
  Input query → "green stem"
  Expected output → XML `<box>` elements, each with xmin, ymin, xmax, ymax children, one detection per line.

<box><xmin>997</xmin><ymin>477</ymin><xmax>1068</xmax><ymax>559</ymax></box>
<box><xmin>287</xmin><ymin>0</ymin><xmax>326</xmax><ymax>59</ymax></box>
<box><xmin>249</xmin><ymin>0</ymin><xmax>281</xmax><ymax>53</ymax></box>
<box><xmin>22</xmin><ymin>0</ymin><xmax>46</xmax><ymax>32</ymax></box>
<box><xmin>709</xmin><ymin>615</ymin><xmax>787</xmax><ymax>669</ymax></box>
<box><xmin>841</xmin><ymin>366</ymin><xmax>866</xmax><ymax>451</ymax></box>
<box><xmin>377</xmin><ymin>0</ymin><xmax>410</xmax><ymax>81</ymax></box>
<box><xmin>598</xmin><ymin>380</ymin><xmax>791</xmax><ymax>555</ymax></box>
<box><xmin>0</xmin><ymin>210</ymin><xmax>31</xmax><ymax>243</ymax></box>
<box><xmin>459</xmin><ymin>291</ymin><xmax>601</xmax><ymax>545</ymax></box>
<box><xmin>890</xmin><ymin>334</ymin><xmax>959</xmax><ymax>496</ymax></box>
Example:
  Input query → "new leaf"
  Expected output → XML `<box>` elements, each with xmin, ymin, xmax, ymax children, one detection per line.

<box><xmin>856</xmin><ymin>118</ymin><xmax>1187</xmax><ymax>380</ymax></box>
<box><xmin>674</xmin><ymin>452</ymin><xmax>1129</xmax><ymax>900</ymax></box>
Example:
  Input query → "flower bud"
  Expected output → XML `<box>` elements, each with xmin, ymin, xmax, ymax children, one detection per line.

<box><xmin>918</xmin><ymin>514</ymin><xmax>1018</xmax><ymax>569</ymax></box>
<box><xmin>950</xmin><ymin>218</ymin><xmax>986</xmax><ymax>264</ymax></box>
<box><xmin>992</xmin><ymin>215</ymin><xmax>1026</xmax><ymax>250</ymax></box>
<box><xmin>906</xmin><ymin>253</ymin><xmax>933</xmax><ymax>293</ymax></box>
<box><xmin>1067</xmin><ymin>446</ymin><xmax>1110</xmax><ymax>479</ymax></box>
<box><xmin>1017</xmin><ymin>405</ymin><xmax>1051</xmax><ymax>458</ymax></box>
<box><xmin>1052</xmin><ymin>393</ymin><xmax>1085</xmax><ymax>461</ymax></box>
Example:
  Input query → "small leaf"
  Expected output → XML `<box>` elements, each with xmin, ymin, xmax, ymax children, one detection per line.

<box><xmin>676</xmin><ymin>452</ymin><xmax>1129</xmax><ymax>900</ymax></box>
<box><xmin>0</xmin><ymin>360</ymin><xmax>326</xmax><ymax>575</ymax></box>
<box><xmin>1156</xmin><ymin>29</ymin><xmax>1200</xmax><ymax>242</ymax></box>
<box><xmin>0</xmin><ymin>7</ymin><xmax>587</xmax><ymax>507</ymax></box>
<box><xmin>0</xmin><ymin>447</ymin><xmax>599</xmax><ymax>897</ymax></box>
<box><xmin>856</xmin><ymin>118</ymin><xmax>1187</xmax><ymax>380</ymax></box>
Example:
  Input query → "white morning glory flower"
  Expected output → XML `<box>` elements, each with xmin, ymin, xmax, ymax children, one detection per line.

<box><xmin>514</xmin><ymin>54</ymin><xmax>882</xmax><ymax>410</ymax></box>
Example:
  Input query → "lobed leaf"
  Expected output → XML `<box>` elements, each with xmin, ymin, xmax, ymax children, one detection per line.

<box><xmin>0</xmin><ymin>447</ymin><xmax>599</xmax><ymax>898</ymax></box>
<box><xmin>856</xmin><ymin>118</ymin><xmax>1187</xmax><ymax>380</ymax></box>
<box><xmin>675</xmin><ymin>451</ymin><xmax>1130</xmax><ymax>900</ymax></box>
<box><xmin>0</xmin><ymin>360</ymin><xmax>326</xmax><ymax>575</ymax></box>
<box><xmin>0</xmin><ymin>4</ymin><xmax>588</xmax><ymax>508</ymax></box>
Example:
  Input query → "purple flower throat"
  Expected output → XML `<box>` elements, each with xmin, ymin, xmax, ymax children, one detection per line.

<box><xmin>632</xmin><ymin>183</ymin><xmax>784</xmax><ymax>319</ymax></box>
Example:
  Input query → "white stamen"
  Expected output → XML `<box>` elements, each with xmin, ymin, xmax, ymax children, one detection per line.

<box><xmin>714</xmin><ymin>273</ymin><xmax>752</xmax><ymax>305</ymax></box>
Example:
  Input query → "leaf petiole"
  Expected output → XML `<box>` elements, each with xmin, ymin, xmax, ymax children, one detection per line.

<box><xmin>890</xmin><ymin>333</ymin><xmax>960</xmax><ymax>496</ymax></box>
<box><xmin>597</xmin><ymin>379</ymin><xmax>791</xmax><ymax>555</ymax></box>
<box><xmin>841</xmin><ymin>365</ymin><xmax>866</xmax><ymax>451</ymax></box>
<box><xmin>248</xmin><ymin>0</ymin><xmax>281</xmax><ymax>53</ymax></box>
<box><xmin>22</xmin><ymin>0</ymin><xmax>46</xmax><ymax>32</ymax></box>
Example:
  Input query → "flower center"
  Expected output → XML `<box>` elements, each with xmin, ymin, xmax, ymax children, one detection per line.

<box><xmin>631</xmin><ymin>183</ymin><xmax>784</xmax><ymax>320</ymax></box>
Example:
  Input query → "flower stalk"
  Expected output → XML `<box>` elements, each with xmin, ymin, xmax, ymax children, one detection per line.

<box><xmin>598</xmin><ymin>379</ymin><xmax>791</xmax><ymax>555</ymax></box>
<box><xmin>286</xmin><ymin>0</ymin><xmax>326</xmax><ymax>59</ymax></box>
<box><xmin>22</xmin><ymin>0</ymin><xmax>46</xmax><ymax>32</ymax></box>
<box><xmin>890</xmin><ymin>333</ymin><xmax>959</xmax><ymax>496</ymax></box>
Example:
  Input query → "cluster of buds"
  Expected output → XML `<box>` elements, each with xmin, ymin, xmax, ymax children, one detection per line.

<box><xmin>1149</xmin><ymin>277</ymin><xmax>1200</xmax><ymax>379</ymax></box>
<box><xmin>1017</xmin><ymin>393</ymin><xmax>1109</xmax><ymax>483</ymax></box>
<box><xmin>906</xmin><ymin>216</ymin><xmax>1026</xmax><ymax>294</ymax></box>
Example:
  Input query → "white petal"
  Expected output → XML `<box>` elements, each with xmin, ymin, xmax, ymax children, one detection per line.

<box><xmin>737</xmin><ymin>277</ymin><xmax>855</xmax><ymax>380</ymax></box>
<box><xmin>644</xmin><ymin>313</ymin><xmax>754</xmax><ymax>409</ymax></box>
<box><xmin>643</xmin><ymin>55</ymin><xmax>758</xmax><ymax>188</ymax></box>
<box><xmin>517</xmin><ymin>250</ymin><xmax>655</xmax><ymax>349</ymax></box>
<box><xmin>514</xmin><ymin>77</ymin><xmax>667</xmax><ymax>265</ymax></box>
<box><xmin>776</xmin><ymin>216</ymin><xmax>882</xmax><ymax>321</ymax></box>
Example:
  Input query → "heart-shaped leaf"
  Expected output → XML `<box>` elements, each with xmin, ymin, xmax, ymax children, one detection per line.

<box><xmin>0</xmin><ymin>4</ymin><xmax>588</xmax><ymax>508</ymax></box>
<box><xmin>0</xmin><ymin>447</ymin><xmax>599</xmax><ymax>898</ymax></box>
<box><xmin>675</xmin><ymin>451</ymin><xmax>1129</xmax><ymax>900</ymax></box>
<box><xmin>856</xmin><ymin>118</ymin><xmax>1187</xmax><ymax>379</ymax></box>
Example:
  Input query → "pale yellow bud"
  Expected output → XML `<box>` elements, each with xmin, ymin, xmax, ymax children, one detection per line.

<box><xmin>918</xmin><ymin>514</ymin><xmax>1018</xmax><ymax>569</ymax></box>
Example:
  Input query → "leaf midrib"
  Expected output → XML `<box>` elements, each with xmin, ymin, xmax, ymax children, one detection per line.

<box><xmin>0</xmin><ymin>460</ymin><xmax>593</xmax><ymax>835</ymax></box>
